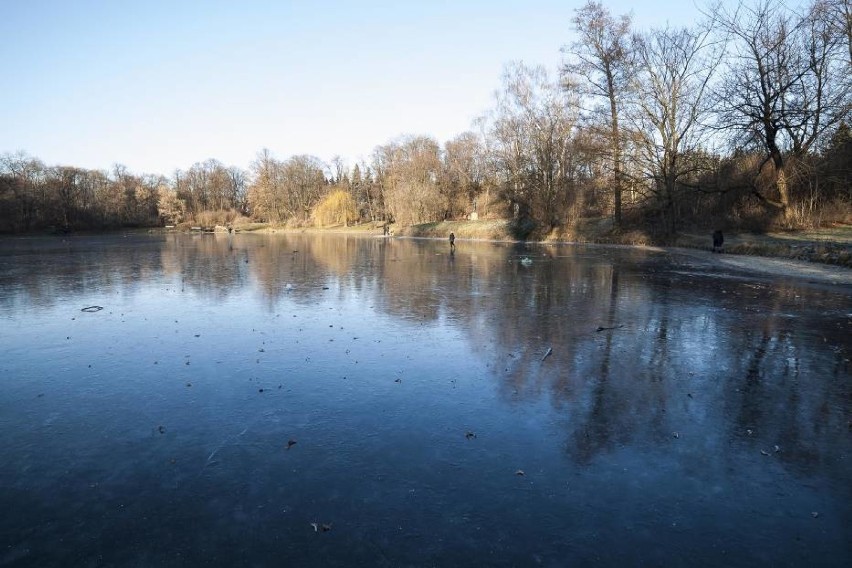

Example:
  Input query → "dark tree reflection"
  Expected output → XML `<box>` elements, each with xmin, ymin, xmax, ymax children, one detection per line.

<box><xmin>1</xmin><ymin>232</ymin><xmax>848</xmax><ymax>484</ymax></box>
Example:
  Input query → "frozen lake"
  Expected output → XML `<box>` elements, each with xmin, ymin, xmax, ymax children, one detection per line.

<box><xmin>1</xmin><ymin>232</ymin><xmax>850</xmax><ymax>567</ymax></box>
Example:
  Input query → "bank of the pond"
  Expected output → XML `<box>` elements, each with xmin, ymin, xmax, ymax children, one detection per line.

<box><xmin>173</xmin><ymin>218</ymin><xmax>852</xmax><ymax>269</ymax></box>
<box><xmin>395</xmin><ymin>219</ymin><xmax>852</xmax><ymax>269</ymax></box>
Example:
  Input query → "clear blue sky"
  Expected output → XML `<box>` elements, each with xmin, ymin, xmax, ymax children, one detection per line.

<box><xmin>2</xmin><ymin>0</ymin><xmax>737</xmax><ymax>175</ymax></box>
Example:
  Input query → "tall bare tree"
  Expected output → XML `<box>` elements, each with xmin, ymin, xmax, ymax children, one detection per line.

<box><xmin>823</xmin><ymin>0</ymin><xmax>851</xmax><ymax>65</ymax></box>
<box><xmin>226</xmin><ymin>166</ymin><xmax>247</xmax><ymax>213</ymax></box>
<box><xmin>442</xmin><ymin>131</ymin><xmax>487</xmax><ymax>220</ymax></box>
<box><xmin>247</xmin><ymin>149</ymin><xmax>286</xmax><ymax>222</ymax></box>
<box><xmin>375</xmin><ymin>136</ymin><xmax>444</xmax><ymax>226</ymax></box>
<box><xmin>245</xmin><ymin>150</ymin><xmax>327</xmax><ymax>224</ymax></box>
<box><xmin>786</xmin><ymin>0</ymin><xmax>850</xmax><ymax>153</ymax></box>
<box><xmin>563</xmin><ymin>1</ymin><xmax>636</xmax><ymax>229</ymax></box>
<box><xmin>280</xmin><ymin>155</ymin><xmax>328</xmax><ymax>222</ymax></box>
<box><xmin>0</xmin><ymin>152</ymin><xmax>46</xmax><ymax>231</ymax></box>
<box><xmin>712</xmin><ymin>0</ymin><xmax>850</xmax><ymax>219</ymax></box>
<box><xmin>486</xmin><ymin>63</ymin><xmax>579</xmax><ymax>226</ymax></box>
<box><xmin>330</xmin><ymin>155</ymin><xmax>348</xmax><ymax>186</ymax></box>
<box><xmin>632</xmin><ymin>23</ymin><xmax>723</xmax><ymax>232</ymax></box>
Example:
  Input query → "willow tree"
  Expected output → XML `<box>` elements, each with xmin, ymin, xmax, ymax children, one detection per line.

<box><xmin>313</xmin><ymin>188</ymin><xmax>358</xmax><ymax>227</ymax></box>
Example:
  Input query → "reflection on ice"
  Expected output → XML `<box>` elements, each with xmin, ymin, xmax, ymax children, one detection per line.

<box><xmin>0</xmin><ymin>233</ymin><xmax>849</xmax><ymax>567</ymax></box>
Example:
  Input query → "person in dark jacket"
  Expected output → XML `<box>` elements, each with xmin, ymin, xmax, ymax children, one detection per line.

<box><xmin>712</xmin><ymin>230</ymin><xmax>724</xmax><ymax>253</ymax></box>
<box><xmin>449</xmin><ymin>232</ymin><xmax>456</xmax><ymax>252</ymax></box>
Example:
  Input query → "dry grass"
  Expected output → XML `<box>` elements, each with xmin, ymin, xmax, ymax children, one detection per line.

<box><xmin>404</xmin><ymin>219</ymin><xmax>852</xmax><ymax>268</ymax></box>
<box><xmin>395</xmin><ymin>220</ymin><xmax>520</xmax><ymax>241</ymax></box>
<box><xmin>675</xmin><ymin>224</ymin><xmax>852</xmax><ymax>268</ymax></box>
<box><xmin>191</xmin><ymin>209</ymin><xmax>251</xmax><ymax>227</ymax></box>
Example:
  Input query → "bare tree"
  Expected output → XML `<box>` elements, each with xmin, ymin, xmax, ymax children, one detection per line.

<box><xmin>157</xmin><ymin>185</ymin><xmax>187</xmax><ymax>225</ymax></box>
<box><xmin>376</xmin><ymin>135</ymin><xmax>444</xmax><ymax>226</ymax></box>
<box><xmin>0</xmin><ymin>152</ymin><xmax>46</xmax><ymax>231</ymax></box>
<box><xmin>226</xmin><ymin>166</ymin><xmax>247</xmax><ymax>213</ymax></box>
<box><xmin>485</xmin><ymin>62</ymin><xmax>579</xmax><ymax>226</ymax></box>
<box><xmin>245</xmin><ymin>150</ymin><xmax>327</xmax><ymax>224</ymax></box>
<box><xmin>281</xmin><ymin>155</ymin><xmax>328</xmax><ymax>222</ymax></box>
<box><xmin>442</xmin><ymin>131</ymin><xmax>487</xmax><ymax>219</ymax></box>
<box><xmin>247</xmin><ymin>149</ymin><xmax>286</xmax><ymax>222</ymax></box>
<box><xmin>330</xmin><ymin>155</ymin><xmax>348</xmax><ymax>186</ymax></box>
<box><xmin>785</xmin><ymin>0</ymin><xmax>850</xmax><ymax>153</ymax></box>
<box><xmin>632</xmin><ymin>22</ymin><xmax>723</xmax><ymax>232</ymax></box>
<box><xmin>174</xmin><ymin>159</ymin><xmax>241</xmax><ymax>214</ymax></box>
<box><xmin>822</xmin><ymin>0</ymin><xmax>851</xmax><ymax>65</ymax></box>
<box><xmin>711</xmin><ymin>0</ymin><xmax>850</xmax><ymax>219</ymax></box>
<box><xmin>563</xmin><ymin>1</ymin><xmax>636</xmax><ymax>228</ymax></box>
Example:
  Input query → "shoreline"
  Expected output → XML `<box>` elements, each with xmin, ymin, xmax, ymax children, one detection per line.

<box><xmin>220</xmin><ymin>221</ymin><xmax>852</xmax><ymax>286</ymax></box>
<box><xmin>237</xmin><ymin>219</ymin><xmax>852</xmax><ymax>271</ymax></box>
<box><xmin>7</xmin><ymin>220</ymin><xmax>851</xmax><ymax>283</ymax></box>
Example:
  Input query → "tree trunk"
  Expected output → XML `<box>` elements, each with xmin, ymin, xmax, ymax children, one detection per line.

<box><xmin>770</xmin><ymin>148</ymin><xmax>791</xmax><ymax>220</ymax></box>
<box><xmin>608</xmin><ymin>72</ymin><xmax>622</xmax><ymax>229</ymax></box>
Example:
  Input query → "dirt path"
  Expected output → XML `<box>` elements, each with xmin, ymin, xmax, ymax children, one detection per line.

<box><xmin>671</xmin><ymin>246</ymin><xmax>852</xmax><ymax>286</ymax></box>
<box><xmin>676</xmin><ymin>226</ymin><xmax>852</xmax><ymax>268</ymax></box>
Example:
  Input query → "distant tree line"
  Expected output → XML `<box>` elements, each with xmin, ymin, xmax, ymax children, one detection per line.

<box><xmin>1</xmin><ymin>0</ymin><xmax>849</xmax><ymax>236</ymax></box>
